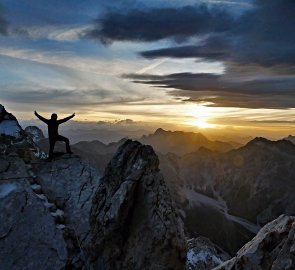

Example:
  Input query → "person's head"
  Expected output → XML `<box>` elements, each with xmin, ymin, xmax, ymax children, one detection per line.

<box><xmin>51</xmin><ymin>113</ymin><xmax>58</xmax><ymax>120</ymax></box>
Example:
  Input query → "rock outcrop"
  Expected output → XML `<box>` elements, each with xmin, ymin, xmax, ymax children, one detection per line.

<box><xmin>0</xmin><ymin>155</ymin><xmax>68</xmax><ymax>270</ymax></box>
<box><xmin>32</xmin><ymin>154</ymin><xmax>101</xmax><ymax>268</ymax></box>
<box><xmin>214</xmin><ymin>215</ymin><xmax>295</xmax><ymax>270</ymax></box>
<box><xmin>89</xmin><ymin>140</ymin><xmax>187</xmax><ymax>270</ymax></box>
<box><xmin>0</xmin><ymin>105</ymin><xmax>23</xmax><ymax>139</ymax></box>
<box><xmin>0</xmin><ymin>105</ymin><xmax>101</xmax><ymax>269</ymax></box>
<box><xmin>0</xmin><ymin>105</ymin><xmax>46</xmax><ymax>160</ymax></box>
<box><xmin>187</xmin><ymin>237</ymin><xmax>230</xmax><ymax>270</ymax></box>
<box><xmin>25</xmin><ymin>125</ymin><xmax>45</xmax><ymax>142</ymax></box>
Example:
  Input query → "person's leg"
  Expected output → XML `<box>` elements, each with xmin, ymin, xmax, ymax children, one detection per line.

<box><xmin>48</xmin><ymin>138</ymin><xmax>56</xmax><ymax>161</ymax></box>
<box><xmin>57</xmin><ymin>135</ymin><xmax>72</xmax><ymax>153</ymax></box>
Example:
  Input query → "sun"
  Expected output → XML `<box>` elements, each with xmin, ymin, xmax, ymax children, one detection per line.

<box><xmin>186</xmin><ymin>104</ymin><xmax>216</xmax><ymax>129</ymax></box>
<box><xmin>192</xmin><ymin>117</ymin><xmax>215</xmax><ymax>129</ymax></box>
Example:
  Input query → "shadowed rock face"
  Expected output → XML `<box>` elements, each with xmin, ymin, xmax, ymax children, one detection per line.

<box><xmin>0</xmin><ymin>155</ymin><xmax>67</xmax><ymax>270</ymax></box>
<box><xmin>25</xmin><ymin>126</ymin><xmax>45</xmax><ymax>142</ymax></box>
<box><xmin>0</xmin><ymin>105</ymin><xmax>102</xmax><ymax>269</ymax></box>
<box><xmin>157</xmin><ymin>137</ymin><xmax>295</xmax><ymax>254</ymax></box>
<box><xmin>89</xmin><ymin>140</ymin><xmax>187</xmax><ymax>270</ymax></box>
<box><xmin>32</xmin><ymin>154</ymin><xmax>101</xmax><ymax>251</ymax></box>
<box><xmin>213</xmin><ymin>215</ymin><xmax>295</xmax><ymax>270</ymax></box>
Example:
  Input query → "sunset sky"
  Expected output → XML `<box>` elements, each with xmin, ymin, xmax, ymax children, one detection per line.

<box><xmin>0</xmin><ymin>0</ymin><xmax>294</xmax><ymax>138</ymax></box>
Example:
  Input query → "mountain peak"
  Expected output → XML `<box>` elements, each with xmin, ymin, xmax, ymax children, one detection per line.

<box><xmin>154</xmin><ymin>127</ymin><xmax>166</xmax><ymax>135</ymax></box>
<box><xmin>89</xmin><ymin>139</ymin><xmax>186</xmax><ymax>269</ymax></box>
<box><xmin>246</xmin><ymin>136</ymin><xmax>295</xmax><ymax>149</ymax></box>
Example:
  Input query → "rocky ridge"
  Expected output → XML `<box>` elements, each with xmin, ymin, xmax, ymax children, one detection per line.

<box><xmin>157</xmin><ymin>137</ymin><xmax>295</xmax><ymax>254</ymax></box>
<box><xmin>1</xmin><ymin>105</ymin><xmax>191</xmax><ymax>270</ymax></box>
<box><xmin>2</xmin><ymin>104</ymin><xmax>295</xmax><ymax>270</ymax></box>
<box><xmin>0</xmin><ymin>105</ymin><xmax>101</xmax><ymax>269</ymax></box>
<box><xmin>140</xmin><ymin>128</ymin><xmax>236</xmax><ymax>155</ymax></box>
<box><xmin>89</xmin><ymin>140</ymin><xmax>187</xmax><ymax>270</ymax></box>
<box><xmin>214</xmin><ymin>215</ymin><xmax>295</xmax><ymax>270</ymax></box>
<box><xmin>0</xmin><ymin>154</ymin><xmax>68</xmax><ymax>270</ymax></box>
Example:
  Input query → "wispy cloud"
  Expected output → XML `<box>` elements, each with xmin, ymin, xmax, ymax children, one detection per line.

<box><xmin>10</xmin><ymin>24</ymin><xmax>92</xmax><ymax>42</ymax></box>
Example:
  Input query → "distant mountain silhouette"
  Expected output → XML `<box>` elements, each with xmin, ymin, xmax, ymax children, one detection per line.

<box><xmin>140</xmin><ymin>128</ymin><xmax>240</xmax><ymax>155</ymax></box>
<box><xmin>284</xmin><ymin>134</ymin><xmax>295</xmax><ymax>145</ymax></box>
<box><xmin>159</xmin><ymin>137</ymin><xmax>295</xmax><ymax>254</ymax></box>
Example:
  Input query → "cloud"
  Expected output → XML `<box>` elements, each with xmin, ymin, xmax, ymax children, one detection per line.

<box><xmin>138</xmin><ymin>0</ymin><xmax>295</xmax><ymax>68</ymax></box>
<box><xmin>10</xmin><ymin>25</ymin><xmax>91</xmax><ymax>42</ymax></box>
<box><xmin>0</xmin><ymin>87</ymin><xmax>144</xmax><ymax>108</ymax></box>
<box><xmin>91</xmin><ymin>0</ymin><xmax>294</xmax><ymax>69</ymax></box>
<box><xmin>0</xmin><ymin>7</ymin><xmax>8</xmax><ymax>35</ymax></box>
<box><xmin>88</xmin><ymin>4</ymin><xmax>234</xmax><ymax>43</ymax></box>
<box><xmin>140</xmin><ymin>44</ymin><xmax>229</xmax><ymax>60</ymax></box>
<box><xmin>113</xmin><ymin>0</ymin><xmax>295</xmax><ymax>109</ymax></box>
<box><xmin>124</xmin><ymin>72</ymin><xmax>295</xmax><ymax>109</ymax></box>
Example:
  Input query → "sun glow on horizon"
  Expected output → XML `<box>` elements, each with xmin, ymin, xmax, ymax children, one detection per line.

<box><xmin>192</xmin><ymin>117</ymin><xmax>216</xmax><ymax>129</ymax></box>
<box><xmin>186</xmin><ymin>104</ymin><xmax>217</xmax><ymax>129</ymax></box>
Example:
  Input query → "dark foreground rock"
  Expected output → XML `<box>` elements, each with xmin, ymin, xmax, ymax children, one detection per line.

<box><xmin>32</xmin><ymin>154</ymin><xmax>101</xmax><ymax>262</ymax></box>
<box><xmin>214</xmin><ymin>215</ymin><xmax>295</xmax><ymax>270</ymax></box>
<box><xmin>0</xmin><ymin>155</ymin><xmax>67</xmax><ymax>270</ymax></box>
<box><xmin>0</xmin><ymin>104</ymin><xmax>101</xmax><ymax>269</ymax></box>
<box><xmin>89</xmin><ymin>140</ymin><xmax>187</xmax><ymax>270</ymax></box>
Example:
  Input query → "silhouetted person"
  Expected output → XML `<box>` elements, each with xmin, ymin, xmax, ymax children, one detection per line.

<box><xmin>34</xmin><ymin>111</ymin><xmax>75</xmax><ymax>161</ymax></box>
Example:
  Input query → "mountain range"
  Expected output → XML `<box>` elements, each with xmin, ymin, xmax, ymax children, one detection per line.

<box><xmin>1</xmin><ymin>104</ymin><xmax>295</xmax><ymax>270</ymax></box>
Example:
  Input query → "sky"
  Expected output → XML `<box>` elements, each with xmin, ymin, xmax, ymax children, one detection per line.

<box><xmin>0</xmin><ymin>0</ymin><xmax>295</xmax><ymax>139</ymax></box>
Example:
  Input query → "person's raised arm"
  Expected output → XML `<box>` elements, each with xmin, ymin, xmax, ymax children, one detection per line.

<box><xmin>57</xmin><ymin>113</ymin><xmax>75</xmax><ymax>124</ymax></box>
<box><xmin>34</xmin><ymin>111</ymin><xmax>49</xmax><ymax>124</ymax></box>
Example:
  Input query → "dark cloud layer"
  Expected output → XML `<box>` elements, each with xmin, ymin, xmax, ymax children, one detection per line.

<box><xmin>138</xmin><ymin>0</ymin><xmax>295</xmax><ymax>67</ymax></box>
<box><xmin>111</xmin><ymin>0</ymin><xmax>295</xmax><ymax>109</ymax></box>
<box><xmin>89</xmin><ymin>5</ymin><xmax>234</xmax><ymax>43</ymax></box>
<box><xmin>91</xmin><ymin>0</ymin><xmax>295</xmax><ymax>67</ymax></box>
<box><xmin>140</xmin><ymin>41</ymin><xmax>229</xmax><ymax>61</ymax></box>
<box><xmin>125</xmin><ymin>72</ymin><xmax>295</xmax><ymax>109</ymax></box>
<box><xmin>0</xmin><ymin>7</ymin><xmax>8</xmax><ymax>34</ymax></box>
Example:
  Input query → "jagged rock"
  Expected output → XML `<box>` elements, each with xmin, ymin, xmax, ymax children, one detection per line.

<box><xmin>213</xmin><ymin>215</ymin><xmax>295</xmax><ymax>270</ymax></box>
<box><xmin>89</xmin><ymin>140</ymin><xmax>187</xmax><ymax>270</ymax></box>
<box><xmin>187</xmin><ymin>237</ymin><xmax>230</xmax><ymax>270</ymax></box>
<box><xmin>32</xmin><ymin>154</ymin><xmax>101</xmax><ymax>266</ymax></box>
<box><xmin>0</xmin><ymin>156</ymin><xmax>67</xmax><ymax>270</ymax></box>
<box><xmin>25</xmin><ymin>126</ymin><xmax>45</xmax><ymax>142</ymax></box>
<box><xmin>0</xmin><ymin>105</ymin><xmax>23</xmax><ymax>139</ymax></box>
<box><xmin>0</xmin><ymin>105</ymin><xmax>46</xmax><ymax>160</ymax></box>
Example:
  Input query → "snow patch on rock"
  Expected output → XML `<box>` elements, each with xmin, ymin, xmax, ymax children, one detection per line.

<box><xmin>187</xmin><ymin>249</ymin><xmax>223</xmax><ymax>266</ymax></box>
<box><xmin>0</xmin><ymin>183</ymin><xmax>17</xmax><ymax>198</ymax></box>
<box><xmin>25</xmin><ymin>126</ymin><xmax>45</xmax><ymax>142</ymax></box>
<box><xmin>187</xmin><ymin>237</ymin><xmax>230</xmax><ymax>270</ymax></box>
<box><xmin>0</xmin><ymin>120</ymin><xmax>22</xmax><ymax>138</ymax></box>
